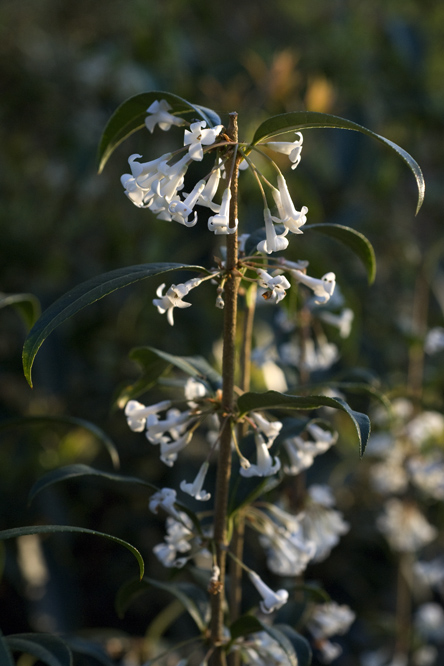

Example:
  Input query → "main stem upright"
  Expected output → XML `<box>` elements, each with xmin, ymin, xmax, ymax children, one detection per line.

<box><xmin>209</xmin><ymin>113</ymin><xmax>241</xmax><ymax>665</ymax></box>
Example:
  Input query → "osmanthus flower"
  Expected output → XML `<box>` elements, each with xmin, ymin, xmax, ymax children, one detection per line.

<box><xmin>159</xmin><ymin>430</ymin><xmax>194</xmax><ymax>467</ymax></box>
<box><xmin>153</xmin><ymin>512</ymin><xmax>194</xmax><ymax>569</ymax></box>
<box><xmin>405</xmin><ymin>411</ymin><xmax>444</xmax><ymax>448</ymax></box>
<box><xmin>262</xmin><ymin>132</ymin><xmax>304</xmax><ymax>170</ymax></box>
<box><xmin>247</xmin><ymin>570</ymin><xmax>289</xmax><ymax>614</ymax></box>
<box><xmin>124</xmin><ymin>399</ymin><xmax>172</xmax><ymax>432</ymax></box>
<box><xmin>250</xmin><ymin>412</ymin><xmax>283</xmax><ymax>448</ymax></box>
<box><xmin>271</xmin><ymin>175</ymin><xmax>308</xmax><ymax>234</ymax></box>
<box><xmin>240</xmin><ymin>433</ymin><xmax>281</xmax><ymax>478</ymax></box>
<box><xmin>180</xmin><ymin>461</ymin><xmax>211</xmax><ymax>501</ymax></box>
<box><xmin>168</xmin><ymin>179</ymin><xmax>206</xmax><ymax>226</ymax></box>
<box><xmin>183</xmin><ymin>120</ymin><xmax>224</xmax><ymax>161</ymax></box>
<box><xmin>307</xmin><ymin>601</ymin><xmax>356</xmax><ymax>664</ymax></box>
<box><xmin>425</xmin><ymin>326</ymin><xmax>444</xmax><ymax>354</ymax></box>
<box><xmin>149</xmin><ymin>487</ymin><xmax>183</xmax><ymax>521</ymax></box>
<box><xmin>291</xmin><ymin>269</ymin><xmax>336</xmax><ymax>305</ymax></box>
<box><xmin>257</xmin><ymin>269</ymin><xmax>291</xmax><ymax>304</ymax></box>
<box><xmin>377</xmin><ymin>499</ymin><xmax>437</xmax><ymax>553</ymax></box>
<box><xmin>257</xmin><ymin>208</ymin><xmax>289</xmax><ymax>254</ymax></box>
<box><xmin>196</xmin><ymin>165</ymin><xmax>222</xmax><ymax>212</ymax></box>
<box><xmin>318</xmin><ymin>307</ymin><xmax>354</xmax><ymax>339</ymax></box>
<box><xmin>184</xmin><ymin>377</ymin><xmax>207</xmax><ymax>405</ymax></box>
<box><xmin>208</xmin><ymin>188</ymin><xmax>237</xmax><ymax>235</ymax></box>
<box><xmin>279</xmin><ymin>337</ymin><xmax>339</xmax><ymax>372</ymax></box>
<box><xmin>153</xmin><ymin>277</ymin><xmax>203</xmax><ymax>326</ymax></box>
<box><xmin>145</xmin><ymin>407</ymin><xmax>192</xmax><ymax>444</ymax></box>
<box><xmin>301</xmin><ymin>484</ymin><xmax>350</xmax><ymax>562</ymax></box>
<box><xmin>414</xmin><ymin>556</ymin><xmax>444</xmax><ymax>591</ymax></box>
<box><xmin>255</xmin><ymin>505</ymin><xmax>316</xmax><ymax>576</ymax></box>
<box><xmin>414</xmin><ymin>603</ymin><xmax>444</xmax><ymax>642</ymax></box>
<box><xmin>145</xmin><ymin>99</ymin><xmax>185</xmax><ymax>133</ymax></box>
<box><xmin>234</xmin><ymin>631</ymin><xmax>288</xmax><ymax>665</ymax></box>
<box><xmin>282</xmin><ymin>423</ymin><xmax>337</xmax><ymax>475</ymax></box>
<box><xmin>409</xmin><ymin>453</ymin><xmax>444</xmax><ymax>500</ymax></box>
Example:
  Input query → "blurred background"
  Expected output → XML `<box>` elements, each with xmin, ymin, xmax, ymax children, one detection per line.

<box><xmin>1</xmin><ymin>0</ymin><xmax>444</xmax><ymax>663</ymax></box>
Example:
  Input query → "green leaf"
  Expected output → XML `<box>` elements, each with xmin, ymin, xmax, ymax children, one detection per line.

<box><xmin>0</xmin><ymin>631</ymin><xmax>15</xmax><ymax>666</ymax></box>
<box><xmin>252</xmin><ymin>111</ymin><xmax>424</xmax><ymax>214</ymax></box>
<box><xmin>0</xmin><ymin>525</ymin><xmax>144</xmax><ymax>580</ymax></box>
<box><xmin>144</xmin><ymin>347</ymin><xmax>222</xmax><ymax>390</ymax></box>
<box><xmin>0</xmin><ymin>292</ymin><xmax>41</xmax><ymax>330</ymax></box>
<box><xmin>64</xmin><ymin>637</ymin><xmax>114</xmax><ymax>666</ymax></box>
<box><xmin>114</xmin><ymin>347</ymin><xmax>172</xmax><ymax>409</ymax></box>
<box><xmin>116</xmin><ymin>578</ymin><xmax>209</xmax><ymax>632</ymax></box>
<box><xmin>97</xmin><ymin>91</ymin><xmax>221</xmax><ymax>173</ymax></box>
<box><xmin>5</xmin><ymin>633</ymin><xmax>72</xmax><ymax>666</ymax></box>
<box><xmin>0</xmin><ymin>415</ymin><xmax>120</xmax><ymax>469</ymax></box>
<box><xmin>28</xmin><ymin>463</ymin><xmax>157</xmax><ymax>504</ymax></box>
<box><xmin>238</xmin><ymin>619</ymin><xmax>299</xmax><ymax>666</ymax></box>
<box><xmin>305</xmin><ymin>223</ymin><xmax>376</xmax><ymax>284</ymax></box>
<box><xmin>229</xmin><ymin>614</ymin><xmax>264</xmax><ymax>640</ymax></box>
<box><xmin>22</xmin><ymin>262</ymin><xmax>205</xmax><ymax>387</ymax></box>
<box><xmin>238</xmin><ymin>390</ymin><xmax>371</xmax><ymax>456</ymax></box>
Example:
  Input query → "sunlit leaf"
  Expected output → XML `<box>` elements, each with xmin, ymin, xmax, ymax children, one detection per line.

<box><xmin>0</xmin><ymin>416</ymin><xmax>120</xmax><ymax>469</ymax></box>
<box><xmin>305</xmin><ymin>223</ymin><xmax>376</xmax><ymax>284</ymax></box>
<box><xmin>5</xmin><ymin>633</ymin><xmax>72</xmax><ymax>666</ymax></box>
<box><xmin>238</xmin><ymin>390</ymin><xmax>371</xmax><ymax>456</ymax></box>
<box><xmin>98</xmin><ymin>91</ymin><xmax>221</xmax><ymax>172</ymax></box>
<box><xmin>116</xmin><ymin>577</ymin><xmax>209</xmax><ymax>632</ymax></box>
<box><xmin>252</xmin><ymin>111</ymin><xmax>424</xmax><ymax>214</ymax></box>
<box><xmin>0</xmin><ymin>525</ymin><xmax>144</xmax><ymax>580</ymax></box>
<box><xmin>0</xmin><ymin>292</ymin><xmax>41</xmax><ymax>330</ymax></box>
<box><xmin>22</xmin><ymin>262</ymin><xmax>205</xmax><ymax>387</ymax></box>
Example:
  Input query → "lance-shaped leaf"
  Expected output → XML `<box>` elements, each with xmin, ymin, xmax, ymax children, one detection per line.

<box><xmin>0</xmin><ymin>292</ymin><xmax>41</xmax><ymax>330</ymax></box>
<box><xmin>98</xmin><ymin>91</ymin><xmax>221</xmax><ymax>173</ymax></box>
<box><xmin>63</xmin><ymin>637</ymin><xmax>114</xmax><ymax>666</ymax></box>
<box><xmin>305</xmin><ymin>223</ymin><xmax>376</xmax><ymax>284</ymax></box>
<box><xmin>27</xmin><ymin>464</ymin><xmax>201</xmax><ymax>534</ymax></box>
<box><xmin>252</xmin><ymin>111</ymin><xmax>424</xmax><ymax>214</ymax></box>
<box><xmin>22</xmin><ymin>262</ymin><xmax>205</xmax><ymax>388</ymax></box>
<box><xmin>116</xmin><ymin>577</ymin><xmax>209</xmax><ymax>631</ymax></box>
<box><xmin>114</xmin><ymin>347</ymin><xmax>172</xmax><ymax>409</ymax></box>
<box><xmin>0</xmin><ymin>415</ymin><xmax>120</xmax><ymax>469</ymax></box>
<box><xmin>145</xmin><ymin>347</ymin><xmax>222</xmax><ymax>390</ymax></box>
<box><xmin>0</xmin><ymin>525</ymin><xmax>144</xmax><ymax>580</ymax></box>
<box><xmin>238</xmin><ymin>390</ymin><xmax>370</xmax><ymax>456</ymax></box>
<box><xmin>5</xmin><ymin>634</ymin><xmax>72</xmax><ymax>666</ymax></box>
<box><xmin>28</xmin><ymin>463</ymin><xmax>157</xmax><ymax>503</ymax></box>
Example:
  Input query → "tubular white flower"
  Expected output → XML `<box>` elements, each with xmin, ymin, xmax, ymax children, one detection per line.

<box><xmin>208</xmin><ymin>188</ymin><xmax>237</xmax><ymax>235</ymax></box>
<box><xmin>149</xmin><ymin>488</ymin><xmax>182</xmax><ymax>521</ymax></box>
<box><xmin>120</xmin><ymin>173</ymin><xmax>152</xmax><ymax>208</ymax></box>
<box><xmin>197</xmin><ymin>167</ymin><xmax>222</xmax><ymax>212</ymax></box>
<box><xmin>160</xmin><ymin>431</ymin><xmax>193</xmax><ymax>467</ymax></box>
<box><xmin>301</xmin><ymin>485</ymin><xmax>349</xmax><ymax>561</ymax></box>
<box><xmin>248</xmin><ymin>570</ymin><xmax>289</xmax><ymax>614</ymax></box>
<box><xmin>257</xmin><ymin>208</ymin><xmax>289</xmax><ymax>254</ymax></box>
<box><xmin>146</xmin><ymin>408</ymin><xmax>192</xmax><ymax>444</ymax></box>
<box><xmin>145</xmin><ymin>99</ymin><xmax>185</xmax><ymax>133</ymax></box>
<box><xmin>124</xmin><ymin>399</ymin><xmax>172</xmax><ymax>432</ymax></box>
<box><xmin>291</xmin><ymin>270</ymin><xmax>336</xmax><ymax>305</ymax></box>
<box><xmin>282</xmin><ymin>436</ymin><xmax>316</xmax><ymax>475</ymax></box>
<box><xmin>318</xmin><ymin>308</ymin><xmax>354</xmax><ymax>338</ymax></box>
<box><xmin>377</xmin><ymin>499</ymin><xmax>437</xmax><ymax>552</ymax></box>
<box><xmin>307</xmin><ymin>602</ymin><xmax>356</xmax><ymax>639</ymax></box>
<box><xmin>257</xmin><ymin>269</ymin><xmax>291</xmax><ymax>304</ymax></box>
<box><xmin>153</xmin><ymin>277</ymin><xmax>202</xmax><ymax>326</ymax></box>
<box><xmin>272</xmin><ymin>175</ymin><xmax>308</xmax><ymax>234</ymax></box>
<box><xmin>240</xmin><ymin>433</ymin><xmax>281</xmax><ymax>477</ymax></box>
<box><xmin>183</xmin><ymin>120</ymin><xmax>224</xmax><ymax>161</ymax></box>
<box><xmin>251</xmin><ymin>412</ymin><xmax>283</xmax><ymax>448</ymax></box>
<box><xmin>263</xmin><ymin>132</ymin><xmax>304</xmax><ymax>169</ymax></box>
<box><xmin>180</xmin><ymin>461</ymin><xmax>211</xmax><ymax>501</ymax></box>
<box><xmin>168</xmin><ymin>180</ymin><xmax>206</xmax><ymax>226</ymax></box>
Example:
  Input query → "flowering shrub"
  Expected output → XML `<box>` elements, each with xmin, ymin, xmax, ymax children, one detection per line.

<box><xmin>0</xmin><ymin>92</ymin><xmax>425</xmax><ymax>665</ymax></box>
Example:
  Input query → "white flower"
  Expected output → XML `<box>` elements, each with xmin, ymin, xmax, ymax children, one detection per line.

<box><xmin>291</xmin><ymin>270</ymin><xmax>336</xmax><ymax>305</ymax></box>
<box><xmin>377</xmin><ymin>499</ymin><xmax>437</xmax><ymax>552</ymax></box>
<box><xmin>184</xmin><ymin>377</ymin><xmax>207</xmax><ymax>403</ymax></box>
<box><xmin>272</xmin><ymin>175</ymin><xmax>308</xmax><ymax>234</ymax></box>
<box><xmin>318</xmin><ymin>308</ymin><xmax>354</xmax><ymax>338</ymax></box>
<box><xmin>168</xmin><ymin>180</ymin><xmax>206</xmax><ymax>226</ymax></box>
<box><xmin>153</xmin><ymin>512</ymin><xmax>194</xmax><ymax>569</ymax></box>
<box><xmin>405</xmin><ymin>411</ymin><xmax>444</xmax><ymax>447</ymax></box>
<box><xmin>183</xmin><ymin>120</ymin><xmax>223</xmax><ymax>161</ymax></box>
<box><xmin>308</xmin><ymin>602</ymin><xmax>356</xmax><ymax>639</ymax></box>
<box><xmin>197</xmin><ymin>167</ymin><xmax>222</xmax><ymax>212</ymax></box>
<box><xmin>124</xmin><ymin>399</ymin><xmax>172</xmax><ymax>432</ymax></box>
<box><xmin>251</xmin><ymin>412</ymin><xmax>283</xmax><ymax>448</ymax></box>
<box><xmin>280</xmin><ymin>338</ymin><xmax>339</xmax><ymax>372</ymax></box>
<box><xmin>263</xmin><ymin>132</ymin><xmax>304</xmax><ymax>169</ymax></box>
<box><xmin>149</xmin><ymin>488</ymin><xmax>182</xmax><ymax>521</ymax></box>
<box><xmin>408</xmin><ymin>455</ymin><xmax>444</xmax><ymax>500</ymax></box>
<box><xmin>240</xmin><ymin>433</ymin><xmax>281</xmax><ymax>477</ymax></box>
<box><xmin>208</xmin><ymin>188</ymin><xmax>237</xmax><ymax>235</ymax></box>
<box><xmin>248</xmin><ymin>570</ymin><xmax>289</xmax><ymax>613</ymax></box>
<box><xmin>257</xmin><ymin>269</ymin><xmax>291</xmax><ymax>304</ymax></box>
<box><xmin>301</xmin><ymin>485</ymin><xmax>349</xmax><ymax>561</ymax></box>
<box><xmin>153</xmin><ymin>277</ymin><xmax>202</xmax><ymax>326</ymax></box>
<box><xmin>145</xmin><ymin>99</ymin><xmax>185</xmax><ymax>133</ymax></box>
<box><xmin>180</xmin><ymin>462</ymin><xmax>211</xmax><ymax>501</ymax></box>
<box><xmin>282</xmin><ymin>436</ymin><xmax>316</xmax><ymax>474</ymax></box>
<box><xmin>425</xmin><ymin>327</ymin><xmax>444</xmax><ymax>354</ymax></box>
<box><xmin>415</xmin><ymin>603</ymin><xmax>444</xmax><ymax>642</ymax></box>
<box><xmin>370</xmin><ymin>458</ymin><xmax>409</xmax><ymax>495</ymax></box>
<box><xmin>414</xmin><ymin>557</ymin><xmax>444</xmax><ymax>590</ymax></box>
<box><xmin>257</xmin><ymin>208</ymin><xmax>289</xmax><ymax>254</ymax></box>
<box><xmin>258</xmin><ymin>506</ymin><xmax>316</xmax><ymax>576</ymax></box>
<box><xmin>159</xmin><ymin>431</ymin><xmax>193</xmax><ymax>467</ymax></box>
